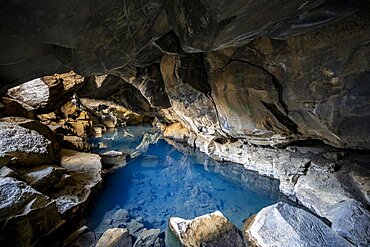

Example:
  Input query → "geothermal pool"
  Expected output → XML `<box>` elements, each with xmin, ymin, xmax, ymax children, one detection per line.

<box><xmin>85</xmin><ymin>126</ymin><xmax>281</xmax><ymax>235</ymax></box>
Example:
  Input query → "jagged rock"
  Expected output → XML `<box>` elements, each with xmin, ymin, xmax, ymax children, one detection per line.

<box><xmin>15</xmin><ymin>165</ymin><xmax>66</xmax><ymax>193</ymax></box>
<box><xmin>49</xmin><ymin>149</ymin><xmax>102</xmax><ymax>216</ymax></box>
<box><xmin>294</xmin><ymin>169</ymin><xmax>355</xmax><ymax>218</ymax></box>
<box><xmin>0</xmin><ymin>122</ymin><xmax>55</xmax><ymax>166</ymax></box>
<box><xmin>168</xmin><ymin>211</ymin><xmax>244</xmax><ymax>247</ymax></box>
<box><xmin>6</xmin><ymin>71</ymin><xmax>85</xmax><ymax>111</ymax></box>
<box><xmin>0</xmin><ymin>177</ymin><xmax>62</xmax><ymax>246</ymax></box>
<box><xmin>126</xmin><ymin>220</ymin><xmax>145</xmax><ymax>238</ymax></box>
<box><xmin>244</xmin><ymin>202</ymin><xmax>352</xmax><ymax>247</ymax></box>
<box><xmin>79</xmin><ymin>98</ymin><xmax>144</xmax><ymax>127</ymax></box>
<box><xmin>0</xmin><ymin>97</ymin><xmax>35</xmax><ymax>118</ymax></box>
<box><xmin>59</xmin><ymin>101</ymin><xmax>93</xmax><ymax>137</ymax></box>
<box><xmin>163</xmin><ymin>122</ymin><xmax>192</xmax><ymax>143</ymax></box>
<box><xmin>326</xmin><ymin>200</ymin><xmax>370</xmax><ymax>247</ymax></box>
<box><xmin>133</xmin><ymin>228</ymin><xmax>162</xmax><ymax>247</ymax></box>
<box><xmin>7</xmin><ymin>78</ymin><xmax>49</xmax><ymax>109</ymax></box>
<box><xmin>126</xmin><ymin>64</ymin><xmax>171</xmax><ymax>109</ymax></box>
<box><xmin>0</xmin><ymin>116</ymin><xmax>59</xmax><ymax>150</ymax></box>
<box><xmin>0</xmin><ymin>166</ymin><xmax>19</xmax><ymax>178</ymax></box>
<box><xmin>62</xmin><ymin>135</ymin><xmax>91</xmax><ymax>151</ymax></box>
<box><xmin>72</xmin><ymin>231</ymin><xmax>97</xmax><ymax>247</ymax></box>
<box><xmin>96</xmin><ymin>228</ymin><xmax>132</xmax><ymax>247</ymax></box>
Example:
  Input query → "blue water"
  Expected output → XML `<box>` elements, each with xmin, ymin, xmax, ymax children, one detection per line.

<box><xmin>86</xmin><ymin>126</ymin><xmax>281</xmax><ymax>233</ymax></box>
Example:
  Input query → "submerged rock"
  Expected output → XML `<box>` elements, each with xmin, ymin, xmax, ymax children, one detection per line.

<box><xmin>244</xmin><ymin>202</ymin><xmax>352</xmax><ymax>247</ymax></box>
<box><xmin>168</xmin><ymin>211</ymin><xmax>244</xmax><ymax>247</ymax></box>
<box><xmin>96</xmin><ymin>228</ymin><xmax>132</xmax><ymax>247</ymax></box>
<box><xmin>133</xmin><ymin>228</ymin><xmax>162</xmax><ymax>247</ymax></box>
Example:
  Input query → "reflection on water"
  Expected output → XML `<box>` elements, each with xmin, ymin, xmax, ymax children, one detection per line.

<box><xmin>86</xmin><ymin>126</ymin><xmax>281</xmax><ymax>233</ymax></box>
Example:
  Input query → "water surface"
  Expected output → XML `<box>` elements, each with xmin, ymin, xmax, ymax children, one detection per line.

<box><xmin>86</xmin><ymin>126</ymin><xmax>281</xmax><ymax>232</ymax></box>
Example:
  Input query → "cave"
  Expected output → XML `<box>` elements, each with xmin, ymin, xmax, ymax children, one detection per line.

<box><xmin>0</xmin><ymin>1</ymin><xmax>369</xmax><ymax>247</ymax></box>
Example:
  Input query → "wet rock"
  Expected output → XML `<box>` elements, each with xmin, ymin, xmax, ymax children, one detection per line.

<box><xmin>96</xmin><ymin>228</ymin><xmax>132</xmax><ymax>247</ymax></box>
<box><xmin>50</xmin><ymin>149</ymin><xmax>102</xmax><ymax>216</ymax></box>
<box><xmin>0</xmin><ymin>122</ymin><xmax>55</xmax><ymax>166</ymax></box>
<box><xmin>244</xmin><ymin>202</ymin><xmax>351</xmax><ymax>247</ymax></box>
<box><xmin>326</xmin><ymin>200</ymin><xmax>370</xmax><ymax>247</ymax></box>
<box><xmin>0</xmin><ymin>166</ymin><xmax>19</xmax><ymax>178</ymax></box>
<box><xmin>126</xmin><ymin>220</ymin><xmax>145</xmax><ymax>238</ymax></box>
<box><xmin>133</xmin><ymin>228</ymin><xmax>161</xmax><ymax>247</ymax></box>
<box><xmin>0</xmin><ymin>177</ymin><xmax>62</xmax><ymax>246</ymax></box>
<box><xmin>140</xmin><ymin>155</ymin><xmax>160</xmax><ymax>168</ymax></box>
<box><xmin>100</xmin><ymin>150</ymin><xmax>127</xmax><ymax>166</ymax></box>
<box><xmin>169</xmin><ymin>211</ymin><xmax>244</xmax><ymax>247</ymax></box>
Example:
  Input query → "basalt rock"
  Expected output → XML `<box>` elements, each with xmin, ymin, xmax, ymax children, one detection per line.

<box><xmin>244</xmin><ymin>202</ymin><xmax>352</xmax><ymax>247</ymax></box>
<box><xmin>0</xmin><ymin>122</ymin><xmax>55</xmax><ymax>166</ymax></box>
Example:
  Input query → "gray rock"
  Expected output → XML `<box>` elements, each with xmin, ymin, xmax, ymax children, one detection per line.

<box><xmin>294</xmin><ymin>169</ymin><xmax>354</xmax><ymax>218</ymax></box>
<box><xmin>326</xmin><ymin>200</ymin><xmax>370</xmax><ymax>247</ymax></box>
<box><xmin>0</xmin><ymin>122</ymin><xmax>54</xmax><ymax>166</ymax></box>
<box><xmin>0</xmin><ymin>177</ymin><xmax>62</xmax><ymax>246</ymax></box>
<box><xmin>133</xmin><ymin>228</ymin><xmax>161</xmax><ymax>247</ymax></box>
<box><xmin>72</xmin><ymin>231</ymin><xmax>97</xmax><ymax>247</ymax></box>
<box><xmin>100</xmin><ymin>150</ymin><xmax>128</xmax><ymax>167</ymax></box>
<box><xmin>96</xmin><ymin>228</ymin><xmax>132</xmax><ymax>247</ymax></box>
<box><xmin>244</xmin><ymin>202</ymin><xmax>352</xmax><ymax>247</ymax></box>
<box><xmin>126</xmin><ymin>220</ymin><xmax>145</xmax><ymax>238</ymax></box>
<box><xmin>7</xmin><ymin>78</ymin><xmax>50</xmax><ymax>109</ymax></box>
<box><xmin>169</xmin><ymin>210</ymin><xmax>244</xmax><ymax>247</ymax></box>
<box><xmin>15</xmin><ymin>165</ymin><xmax>66</xmax><ymax>192</ymax></box>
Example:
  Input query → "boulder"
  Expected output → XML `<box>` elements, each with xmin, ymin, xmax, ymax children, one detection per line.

<box><xmin>244</xmin><ymin>202</ymin><xmax>352</xmax><ymax>247</ymax></box>
<box><xmin>326</xmin><ymin>200</ymin><xmax>370</xmax><ymax>247</ymax></box>
<box><xmin>163</xmin><ymin>122</ymin><xmax>192</xmax><ymax>143</ymax></box>
<box><xmin>0</xmin><ymin>122</ymin><xmax>55</xmax><ymax>166</ymax></box>
<box><xmin>6</xmin><ymin>71</ymin><xmax>85</xmax><ymax>111</ymax></box>
<box><xmin>96</xmin><ymin>228</ymin><xmax>132</xmax><ymax>247</ymax></box>
<box><xmin>0</xmin><ymin>97</ymin><xmax>35</xmax><ymax>119</ymax></box>
<box><xmin>0</xmin><ymin>116</ymin><xmax>59</xmax><ymax>151</ymax></box>
<box><xmin>168</xmin><ymin>211</ymin><xmax>244</xmax><ymax>247</ymax></box>
<box><xmin>133</xmin><ymin>228</ymin><xmax>162</xmax><ymax>247</ymax></box>
<box><xmin>100</xmin><ymin>150</ymin><xmax>128</xmax><ymax>166</ymax></box>
<box><xmin>49</xmin><ymin>149</ymin><xmax>102</xmax><ymax>215</ymax></box>
<box><xmin>0</xmin><ymin>177</ymin><xmax>62</xmax><ymax>246</ymax></box>
<box><xmin>15</xmin><ymin>165</ymin><xmax>66</xmax><ymax>193</ymax></box>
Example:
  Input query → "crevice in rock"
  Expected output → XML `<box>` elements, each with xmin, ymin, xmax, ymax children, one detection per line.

<box><xmin>261</xmin><ymin>101</ymin><xmax>298</xmax><ymax>133</ymax></box>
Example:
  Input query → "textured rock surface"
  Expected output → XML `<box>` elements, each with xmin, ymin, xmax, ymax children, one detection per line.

<box><xmin>244</xmin><ymin>202</ymin><xmax>352</xmax><ymax>247</ymax></box>
<box><xmin>96</xmin><ymin>228</ymin><xmax>132</xmax><ymax>247</ymax></box>
<box><xmin>50</xmin><ymin>149</ymin><xmax>102</xmax><ymax>215</ymax></box>
<box><xmin>1</xmin><ymin>0</ymin><xmax>365</xmax><ymax>89</ymax></box>
<box><xmin>0</xmin><ymin>122</ymin><xmax>55</xmax><ymax>166</ymax></box>
<box><xmin>169</xmin><ymin>210</ymin><xmax>244</xmax><ymax>247</ymax></box>
<box><xmin>0</xmin><ymin>177</ymin><xmax>62</xmax><ymax>246</ymax></box>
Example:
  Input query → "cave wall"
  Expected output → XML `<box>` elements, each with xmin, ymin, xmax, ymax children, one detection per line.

<box><xmin>1</xmin><ymin>0</ymin><xmax>370</xmax><ymax>150</ymax></box>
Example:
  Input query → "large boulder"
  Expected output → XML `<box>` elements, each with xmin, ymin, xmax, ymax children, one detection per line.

<box><xmin>243</xmin><ymin>202</ymin><xmax>352</xmax><ymax>247</ymax></box>
<box><xmin>6</xmin><ymin>71</ymin><xmax>85</xmax><ymax>111</ymax></box>
<box><xmin>168</xmin><ymin>211</ymin><xmax>244</xmax><ymax>247</ymax></box>
<box><xmin>49</xmin><ymin>149</ymin><xmax>102</xmax><ymax>215</ymax></box>
<box><xmin>0</xmin><ymin>122</ymin><xmax>55</xmax><ymax>166</ymax></box>
<box><xmin>0</xmin><ymin>177</ymin><xmax>62</xmax><ymax>246</ymax></box>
